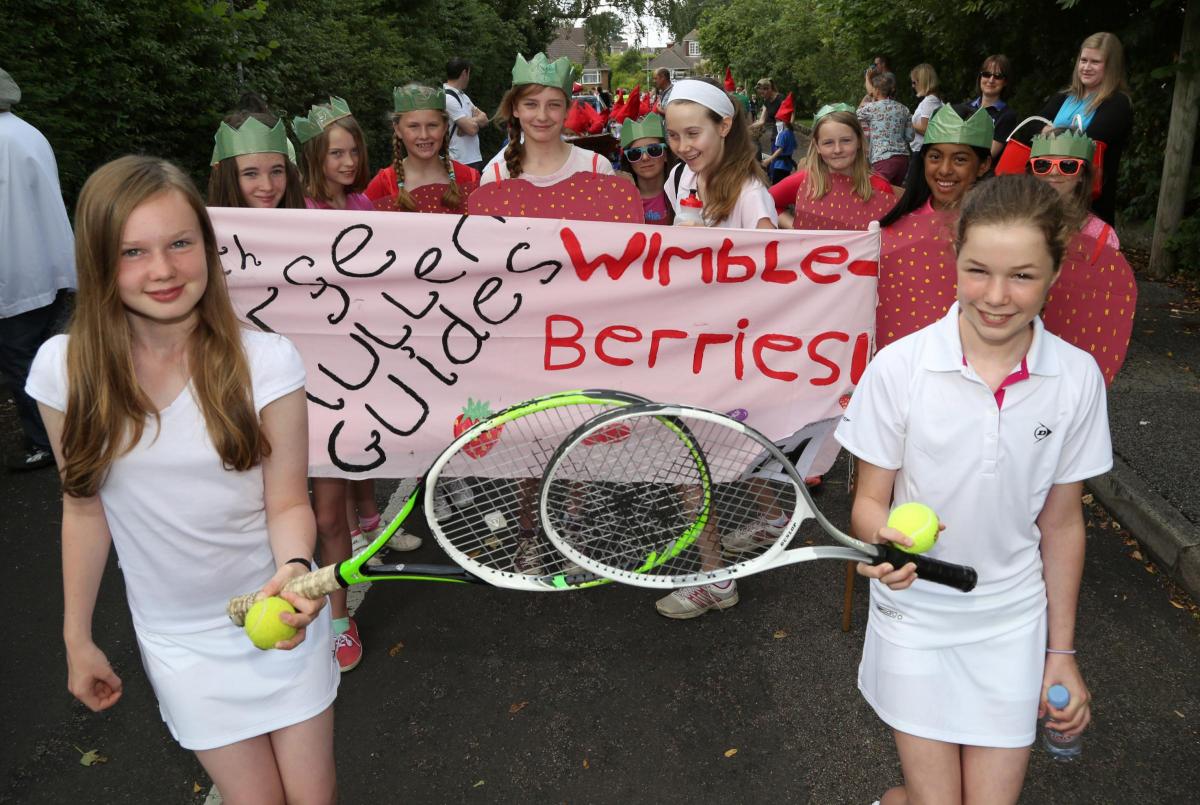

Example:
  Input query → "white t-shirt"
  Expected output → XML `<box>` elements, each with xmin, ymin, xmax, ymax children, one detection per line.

<box><xmin>910</xmin><ymin>95</ymin><xmax>945</xmax><ymax>151</ymax></box>
<box><xmin>480</xmin><ymin>143</ymin><xmax>614</xmax><ymax>187</ymax></box>
<box><xmin>27</xmin><ymin>329</ymin><xmax>306</xmax><ymax>634</ymax></box>
<box><xmin>443</xmin><ymin>84</ymin><xmax>482</xmax><ymax>165</ymax></box>
<box><xmin>0</xmin><ymin>112</ymin><xmax>76</xmax><ymax>317</ymax></box>
<box><xmin>664</xmin><ymin>164</ymin><xmax>778</xmax><ymax>229</ymax></box>
<box><xmin>835</xmin><ymin>304</ymin><xmax>1111</xmax><ymax>649</ymax></box>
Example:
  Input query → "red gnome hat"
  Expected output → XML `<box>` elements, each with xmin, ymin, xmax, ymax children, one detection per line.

<box><xmin>775</xmin><ymin>92</ymin><xmax>795</xmax><ymax>123</ymax></box>
<box><xmin>724</xmin><ymin>66</ymin><xmax>735</xmax><ymax>91</ymax></box>
<box><xmin>564</xmin><ymin>101</ymin><xmax>590</xmax><ymax>135</ymax></box>
<box><xmin>624</xmin><ymin>84</ymin><xmax>641</xmax><ymax>121</ymax></box>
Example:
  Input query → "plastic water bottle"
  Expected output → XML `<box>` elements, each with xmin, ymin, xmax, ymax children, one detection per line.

<box><xmin>675</xmin><ymin>190</ymin><xmax>705</xmax><ymax>226</ymax></box>
<box><xmin>1042</xmin><ymin>684</ymin><xmax>1082</xmax><ymax>759</ymax></box>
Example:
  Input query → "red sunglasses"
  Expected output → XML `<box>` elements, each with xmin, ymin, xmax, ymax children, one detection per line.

<box><xmin>1031</xmin><ymin>157</ymin><xmax>1084</xmax><ymax>176</ymax></box>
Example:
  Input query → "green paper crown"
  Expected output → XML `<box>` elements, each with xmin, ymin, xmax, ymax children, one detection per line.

<box><xmin>620</xmin><ymin>112</ymin><xmax>665</xmax><ymax>147</ymax></box>
<box><xmin>394</xmin><ymin>84</ymin><xmax>445</xmax><ymax>113</ymax></box>
<box><xmin>1031</xmin><ymin>130</ymin><xmax>1095</xmax><ymax>162</ymax></box>
<box><xmin>814</xmin><ymin>103</ymin><xmax>855</xmax><ymax>124</ymax></box>
<box><xmin>511</xmin><ymin>52</ymin><xmax>573</xmax><ymax>95</ymax></box>
<box><xmin>292</xmin><ymin>96</ymin><xmax>353</xmax><ymax>144</ymax></box>
<box><xmin>924</xmin><ymin>105</ymin><xmax>994</xmax><ymax>149</ymax></box>
<box><xmin>210</xmin><ymin>116</ymin><xmax>289</xmax><ymax>165</ymax></box>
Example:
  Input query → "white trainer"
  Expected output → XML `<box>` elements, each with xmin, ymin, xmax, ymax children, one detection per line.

<box><xmin>654</xmin><ymin>581</ymin><xmax>739</xmax><ymax>619</ymax></box>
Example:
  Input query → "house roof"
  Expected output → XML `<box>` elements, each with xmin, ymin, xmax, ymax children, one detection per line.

<box><xmin>648</xmin><ymin>29</ymin><xmax>703</xmax><ymax>71</ymax></box>
<box><xmin>546</xmin><ymin>25</ymin><xmax>628</xmax><ymax>69</ymax></box>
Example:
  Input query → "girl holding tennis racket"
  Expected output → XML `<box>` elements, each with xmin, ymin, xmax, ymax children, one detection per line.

<box><xmin>652</xmin><ymin>77</ymin><xmax>778</xmax><ymax>618</ymax></box>
<box><xmin>27</xmin><ymin>156</ymin><xmax>338</xmax><ymax>802</ymax></box>
<box><xmin>835</xmin><ymin>174</ymin><xmax>1110</xmax><ymax>804</ymax></box>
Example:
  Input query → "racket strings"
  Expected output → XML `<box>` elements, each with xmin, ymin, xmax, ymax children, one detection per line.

<box><xmin>544</xmin><ymin>413</ymin><xmax>804</xmax><ymax>582</ymax></box>
<box><xmin>429</xmin><ymin>403</ymin><xmax>625</xmax><ymax>579</ymax></box>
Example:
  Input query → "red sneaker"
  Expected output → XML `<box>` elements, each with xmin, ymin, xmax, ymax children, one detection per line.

<box><xmin>333</xmin><ymin>618</ymin><xmax>363</xmax><ymax>672</ymax></box>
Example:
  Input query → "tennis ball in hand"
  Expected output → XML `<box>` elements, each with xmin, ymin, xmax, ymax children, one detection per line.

<box><xmin>244</xmin><ymin>596</ymin><xmax>298</xmax><ymax>650</ymax></box>
<box><xmin>887</xmin><ymin>502</ymin><xmax>940</xmax><ymax>554</ymax></box>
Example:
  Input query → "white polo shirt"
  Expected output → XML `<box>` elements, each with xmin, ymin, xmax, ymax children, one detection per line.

<box><xmin>835</xmin><ymin>303</ymin><xmax>1112</xmax><ymax>648</ymax></box>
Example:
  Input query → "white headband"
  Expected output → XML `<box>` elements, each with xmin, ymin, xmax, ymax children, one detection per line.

<box><xmin>664</xmin><ymin>79</ymin><xmax>735</xmax><ymax>119</ymax></box>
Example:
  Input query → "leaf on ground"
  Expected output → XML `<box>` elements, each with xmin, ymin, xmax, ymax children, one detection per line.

<box><xmin>73</xmin><ymin>746</ymin><xmax>107</xmax><ymax>767</ymax></box>
<box><xmin>1175</xmin><ymin>710</ymin><xmax>1185</xmax><ymax>718</ymax></box>
<box><xmin>1081</xmin><ymin>493</ymin><xmax>1094</xmax><ymax>504</ymax></box>
<box><xmin>508</xmin><ymin>700</ymin><xmax>529</xmax><ymax>715</ymax></box>
<box><xmin>583</xmin><ymin>757</ymin><xmax>590</xmax><ymax>769</ymax></box>
<box><xmin>473</xmin><ymin>779</ymin><xmax>486</xmax><ymax>788</ymax></box>
<box><xmin>388</xmin><ymin>641</ymin><xmax>405</xmax><ymax>656</ymax></box>
<box><xmin>1130</xmin><ymin>550</ymin><xmax>1144</xmax><ymax>561</ymax></box>
<box><xmin>723</xmin><ymin>748</ymin><xmax>738</xmax><ymax>758</ymax></box>
<box><xmin>1170</xmin><ymin>599</ymin><xmax>1186</xmax><ymax>609</ymax></box>
<box><xmin>193</xmin><ymin>782</ymin><xmax>202</xmax><ymax>793</ymax></box>
<box><xmin>772</xmin><ymin>629</ymin><xmax>788</xmax><ymax>639</ymax></box>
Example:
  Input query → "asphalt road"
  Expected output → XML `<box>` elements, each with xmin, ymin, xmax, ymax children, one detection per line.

<box><xmin>2</xmin><ymin>442</ymin><xmax>1199</xmax><ymax>804</ymax></box>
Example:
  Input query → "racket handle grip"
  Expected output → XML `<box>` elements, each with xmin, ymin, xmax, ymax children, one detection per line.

<box><xmin>877</xmin><ymin>545</ymin><xmax>978</xmax><ymax>592</ymax></box>
<box><xmin>226</xmin><ymin>564</ymin><xmax>342</xmax><ymax>626</ymax></box>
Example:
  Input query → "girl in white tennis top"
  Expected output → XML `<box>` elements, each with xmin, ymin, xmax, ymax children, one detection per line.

<box><xmin>653</xmin><ymin>78</ymin><xmax>778</xmax><ymax>619</ymax></box>
<box><xmin>661</xmin><ymin>77</ymin><xmax>777</xmax><ymax>230</ymax></box>
<box><xmin>481</xmin><ymin>52</ymin><xmax>614</xmax><ymax>187</ymax></box>
<box><xmin>835</xmin><ymin>174</ymin><xmax>1111</xmax><ymax>804</ymax></box>
<box><xmin>26</xmin><ymin>156</ymin><xmax>338</xmax><ymax>802</ymax></box>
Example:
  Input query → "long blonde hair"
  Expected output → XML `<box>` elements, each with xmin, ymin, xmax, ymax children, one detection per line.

<box><xmin>1068</xmin><ymin>32</ymin><xmax>1129</xmax><ymax>113</ymax></box>
<box><xmin>910</xmin><ymin>64</ymin><xmax>940</xmax><ymax>98</ymax></box>
<box><xmin>63</xmin><ymin>156</ymin><xmax>267</xmax><ymax>497</ymax></box>
<box><xmin>801</xmin><ymin>111</ymin><xmax>874</xmax><ymax>202</ymax></box>
<box><xmin>388</xmin><ymin>108</ymin><xmax>465</xmax><ymax>211</ymax></box>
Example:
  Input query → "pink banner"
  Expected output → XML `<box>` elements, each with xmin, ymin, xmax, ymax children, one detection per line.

<box><xmin>211</xmin><ymin>207</ymin><xmax>880</xmax><ymax>477</ymax></box>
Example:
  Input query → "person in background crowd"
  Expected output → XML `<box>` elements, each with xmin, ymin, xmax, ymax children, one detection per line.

<box><xmin>903</xmin><ymin>63</ymin><xmax>944</xmax><ymax>189</ymax></box>
<box><xmin>444</xmin><ymin>57</ymin><xmax>490</xmax><ymax>172</ymax></box>
<box><xmin>0</xmin><ymin>67</ymin><xmax>76</xmax><ymax>472</ymax></box>
<box><xmin>653</xmin><ymin>67</ymin><xmax>673</xmax><ymax>108</ymax></box>
<box><xmin>857</xmin><ymin>72</ymin><xmax>913</xmax><ymax>186</ymax></box>
<box><xmin>954</xmin><ymin>55</ymin><xmax>1018</xmax><ymax>160</ymax></box>
<box><xmin>1028</xmin><ymin>129</ymin><xmax>1120</xmax><ymax>250</ymax></box>
<box><xmin>749</xmin><ymin>78</ymin><xmax>783</xmax><ymax>158</ymax></box>
<box><xmin>1036</xmin><ymin>32</ymin><xmax>1132</xmax><ymax>224</ymax></box>
<box><xmin>618</xmin><ymin>112</ymin><xmax>675</xmax><ymax>225</ymax></box>
<box><xmin>207</xmin><ymin>111</ymin><xmax>305</xmax><ymax>210</ymax></box>
<box><xmin>762</xmin><ymin>100</ymin><xmax>798</xmax><ymax>185</ymax></box>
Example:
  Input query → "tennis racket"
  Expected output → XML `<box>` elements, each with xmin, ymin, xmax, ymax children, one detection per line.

<box><xmin>227</xmin><ymin>388</ymin><xmax>649</xmax><ymax>626</ymax></box>
<box><xmin>538</xmin><ymin>403</ymin><xmax>977</xmax><ymax>591</ymax></box>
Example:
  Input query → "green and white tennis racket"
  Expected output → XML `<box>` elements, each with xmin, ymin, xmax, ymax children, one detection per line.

<box><xmin>227</xmin><ymin>389</ymin><xmax>648</xmax><ymax>626</ymax></box>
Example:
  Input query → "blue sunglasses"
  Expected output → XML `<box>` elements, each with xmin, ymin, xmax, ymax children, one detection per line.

<box><xmin>623</xmin><ymin>143</ymin><xmax>666</xmax><ymax>162</ymax></box>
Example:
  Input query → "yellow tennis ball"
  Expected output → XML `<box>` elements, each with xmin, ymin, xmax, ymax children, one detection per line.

<box><xmin>244</xmin><ymin>596</ymin><xmax>298</xmax><ymax>650</ymax></box>
<box><xmin>887</xmin><ymin>502</ymin><xmax>940</xmax><ymax>554</ymax></box>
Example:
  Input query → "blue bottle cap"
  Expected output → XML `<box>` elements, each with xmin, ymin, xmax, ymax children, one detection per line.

<box><xmin>1048</xmin><ymin>684</ymin><xmax>1070</xmax><ymax>709</ymax></box>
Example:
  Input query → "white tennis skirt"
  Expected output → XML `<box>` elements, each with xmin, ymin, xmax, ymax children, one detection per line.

<box><xmin>858</xmin><ymin>612</ymin><xmax>1047</xmax><ymax>748</ymax></box>
<box><xmin>135</xmin><ymin>607</ymin><xmax>339</xmax><ymax>751</ymax></box>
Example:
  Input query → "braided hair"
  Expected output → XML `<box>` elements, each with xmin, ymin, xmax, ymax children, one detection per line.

<box><xmin>389</xmin><ymin>110</ymin><xmax>466</xmax><ymax>211</ymax></box>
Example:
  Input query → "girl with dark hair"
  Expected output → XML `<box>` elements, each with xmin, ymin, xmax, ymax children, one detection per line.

<box><xmin>618</xmin><ymin>112</ymin><xmax>675</xmax><ymax>225</ymax></box>
<box><xmin>207</xmin><ymin>111</ymin><xmax>306</xmax><ymax>210</ymax></box>
<box><xmin>838</xmin><ymin>173</ymin><xmax>1108</xmax><ymax>805</ymax></box>
<box><xmin>481</xmin><ymin>53</ymin><xmax>614</xmax><ymax>186</ymax></box>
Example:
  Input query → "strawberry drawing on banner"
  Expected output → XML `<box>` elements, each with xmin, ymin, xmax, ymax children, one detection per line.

<box><xmin>454</xmin><ymin>398</ymin><xmax>503</xmax><ymax>459</ymax></box>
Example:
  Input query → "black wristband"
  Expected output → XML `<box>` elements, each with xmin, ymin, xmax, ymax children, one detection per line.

<box><xmin>285</xmin><ymin>557</ymin><xmax>313</xmax><ymax>571</ymax></box>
